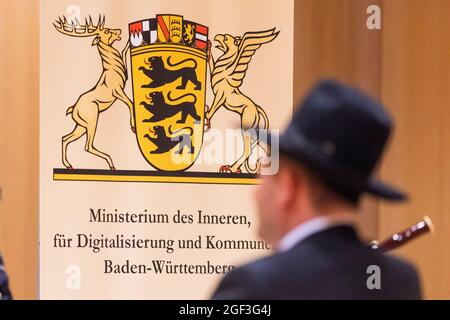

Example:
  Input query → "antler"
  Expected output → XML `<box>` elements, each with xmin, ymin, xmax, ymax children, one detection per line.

<box><xmin>53</xmin><ymin>14</ymin><xmax>105</xmax><ymax>37</ymax></box>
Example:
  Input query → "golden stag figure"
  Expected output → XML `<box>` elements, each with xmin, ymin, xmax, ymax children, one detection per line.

<box><xmin>206</xmin><ymin>29</ymin><xmax>279</xmax><ymax>174</ymax></box>
<box><xmin>54</xmin><ymin>16</ymin><xmax>135</xmax><ymax>170</ymax></box>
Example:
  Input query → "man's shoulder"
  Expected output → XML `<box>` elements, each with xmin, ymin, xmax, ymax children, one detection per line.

<box><xmin>211</xmin><ymin>253</ymin><xmax>276</xmax><ymax>300</ymax></box>
<box><xmin>375</xmin><ymin>251</ymin><xmax>421</xmax><ymax>284</ymax></box>
<box><xmin>212</xmin><ymin>241</ymin><xmax>422</xmax><ymax>300</ymax></box>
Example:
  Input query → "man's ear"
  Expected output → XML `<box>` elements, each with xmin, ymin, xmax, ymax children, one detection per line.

<box><xmin>91</xmin><ymin>36</ymin><xmax>100</xmax><ymax>46</ymax></box>
<box><xmin>277</xmin><ymin>166</ymin><xmax>297</xmax><ymax>211</ymax></box>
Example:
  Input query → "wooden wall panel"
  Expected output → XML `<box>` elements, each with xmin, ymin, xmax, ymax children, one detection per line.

<box><xmin>0</xmin><ymin>1</ymin><xmax>39</xmax><ymax>299</ymax></box>
<box><xmin>379</xmin><ymin>0</ymin><xmax>450</xmax><ymax>299</ymax></box>
<box><xmin>294</xmin><ymin>0</ymin><xmax>382</xmax><ymax>239</ymax></box>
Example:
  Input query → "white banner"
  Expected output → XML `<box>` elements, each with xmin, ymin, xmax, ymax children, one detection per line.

<box><xmin>40</xmin><ymin>0</ymin><xmax>293</xmax><ymax>299</ymax></box>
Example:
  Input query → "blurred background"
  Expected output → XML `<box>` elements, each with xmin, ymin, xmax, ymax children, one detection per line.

<box><xmin>0</xmin><ymin>0</ymin><xmax>449</xmax><ymax>299</ymax></box>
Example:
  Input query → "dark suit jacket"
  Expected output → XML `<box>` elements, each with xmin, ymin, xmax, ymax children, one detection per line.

<box><xmin>0</xmin><ymin>255</ymin><xmax>12</xmax><ymax>300</ymax></box>
<box><xmin>212</xmin><ymin>226</ymin><xmax>421</xmax><ymax>300</ymax></box>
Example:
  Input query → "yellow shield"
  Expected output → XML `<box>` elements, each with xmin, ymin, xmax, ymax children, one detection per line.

<box><xmin>130</xmin><ymin>43</ymin><xmax>207</xmax><ymax>171</ymax></box>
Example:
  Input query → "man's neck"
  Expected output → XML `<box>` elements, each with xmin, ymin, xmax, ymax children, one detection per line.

<box><xmin>276</xmin><ymin>211</ymin><xmax>357</xmax><ymax>252</ymax></box>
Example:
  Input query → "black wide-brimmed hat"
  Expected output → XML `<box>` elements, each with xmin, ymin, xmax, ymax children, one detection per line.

<box><xmin>261</xmin><ymin>80</ymin><xmax>406</xmax><ymax>203</ymax></box>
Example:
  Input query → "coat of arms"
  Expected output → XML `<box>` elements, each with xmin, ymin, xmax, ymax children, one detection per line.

<box><xmin>53</xmin><ymin>14</ymin><xmax>279</xmax><ymax>184</ymax></box>
<box><xmin>129</xmin><ymin>16</ymin><xmax>208</xmax><ymax>171</ymax></box>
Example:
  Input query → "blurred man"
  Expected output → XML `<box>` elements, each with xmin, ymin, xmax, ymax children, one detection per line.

<box><xmin>0</xmin><ymin>254</ymin><xmax>12</xmax><ymax>300</ymax></box>
<box><xmin>212</xmin><ymin>80</ymin><xmax>421</xmax><ymax>299</ymax></box>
